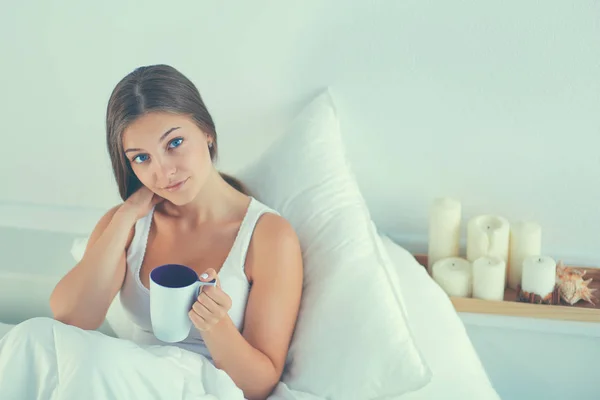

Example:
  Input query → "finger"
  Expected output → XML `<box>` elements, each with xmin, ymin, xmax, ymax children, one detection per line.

<box><xmin>202</xmin><ymin>286</ymin><xmax>232</xmax><ymax>310</ymax></box>
<box><xmin>195</xmin><ymin>292</ymin><xmax>221</xmax><ymax>315</ymax></box>
<box><xmin>188</xmin><ymin>309</ymin><xmax>210</xmax><ymax>331</ymax></box>
<box><xmin>199</xmin><ymin>268</ymin><xmax>220</xmax><ymax>288</ymax></box>
<box><xmin>151</xmin><ymin>194</ymin><xmax>164</xmax><ymax>206</ymax></box>
<box><xmin>140</xmin><ymin>186</ymin><xmax>155</xmax><ymax>199</ymax></box>
<box><xmin>191</xmin><ymin>300</ymin><xmax>219</xmax><ymax>325</ymax></box>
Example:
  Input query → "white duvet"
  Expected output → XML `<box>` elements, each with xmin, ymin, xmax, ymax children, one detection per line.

<box><xmin>0</xmin><ymin>317</ymin><xmax>246</xmax><ymax>400</ymax></box>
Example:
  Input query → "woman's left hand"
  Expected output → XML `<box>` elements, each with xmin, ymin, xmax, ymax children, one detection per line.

<box><xmin>189</xmin><ymin>268</ymin><xmax>232</xmax><ymax>332</ymax></box>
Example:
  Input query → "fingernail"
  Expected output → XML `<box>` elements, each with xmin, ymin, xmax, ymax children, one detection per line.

<box><xmin>200</xmin><ymin>273</ymin><xmax>209</xmax><ymax>280</ymax></box>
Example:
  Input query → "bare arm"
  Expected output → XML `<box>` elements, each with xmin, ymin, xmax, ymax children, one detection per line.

<box><xmin>49</xmin><ymin>205</ymin><xmax>136</xmax><ymax>330</ymax></box>
<box><xmin>199</xmin><ymin>214</ymin><xmax>303</xmax><ymax>400</ymax></box>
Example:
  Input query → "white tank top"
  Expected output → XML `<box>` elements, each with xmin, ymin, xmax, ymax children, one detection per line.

<box><xmin>119</xmin><ymin>197</ymin><xmax>279</xmax><ymax>361</ymax></box>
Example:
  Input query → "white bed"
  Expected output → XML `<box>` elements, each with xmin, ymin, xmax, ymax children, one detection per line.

<box><xmin>0</xmin><ymin>233</ymin><xmax>500</xmax><ymax>400</ymax></box>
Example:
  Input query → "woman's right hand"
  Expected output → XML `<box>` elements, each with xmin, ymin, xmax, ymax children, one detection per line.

<box><xmin>119</xmin><ymin>186</ymin><xmax>164</xmax><ymax>221</ymax></box>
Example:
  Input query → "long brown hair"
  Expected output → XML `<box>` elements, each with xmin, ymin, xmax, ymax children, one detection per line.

<box><xmin>105</xmin><ymin>64</ymin><xmax>245</xmax><ymax>200</ymax></box>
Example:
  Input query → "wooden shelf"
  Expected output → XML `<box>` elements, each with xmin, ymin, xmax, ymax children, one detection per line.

<box><xmin>413</xmin><ymin>254</ymin><xmax>600</xmax><ymax>324</ymax></box>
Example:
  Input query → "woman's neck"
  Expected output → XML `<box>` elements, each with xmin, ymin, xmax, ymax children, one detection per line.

<box><xmin>157</xmin><ymin>168</ymin><xmax>250</xmax><ymax>226</ymax></box>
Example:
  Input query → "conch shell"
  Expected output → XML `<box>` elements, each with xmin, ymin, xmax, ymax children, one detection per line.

<box><xmin>555</xmin><ymin>261</ymin><xmax>597</xmax><ymax>306</ymax></box>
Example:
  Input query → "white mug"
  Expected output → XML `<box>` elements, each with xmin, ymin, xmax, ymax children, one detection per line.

<box><xmin>149</xmin><ymin>264</ymin><xmax>216</xmax><ymax>343</ymax></box>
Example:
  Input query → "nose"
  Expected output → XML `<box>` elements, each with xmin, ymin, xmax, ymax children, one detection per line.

<box><xmin>152</xmin><ymin>157</ymin><xmax>177</xmax><ymax>188</ymax></box>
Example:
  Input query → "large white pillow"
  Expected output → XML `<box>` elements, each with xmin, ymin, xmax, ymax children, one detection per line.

<box><xmin>0</xmin><ymin>322</ymin><xmax>14</xmax><ymax>340</ymax></box>
<box><xmin>378</xmin><ymin>235</ymin><xmax>501</xmax><ymax>399</ymax></box>
<box><xmin>237</xmin><ymin>89</ymin><xmax>431</xmax><ymax>399</ymax></box>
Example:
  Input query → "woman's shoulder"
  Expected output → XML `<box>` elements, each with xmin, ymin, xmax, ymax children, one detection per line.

<box><xmin>246</xmin><ymin>198</ymin><xmax>293</xmax><ymax>242</ymax></box>
<box><xmin>249</xmin><ymin>210</ymin><xmax>302</xmax><ymax>268</ymax></box>
<box><xmin>255</xmin><ymin>212</ymin><xmax>296</xmax><ymax>242</ymax></box>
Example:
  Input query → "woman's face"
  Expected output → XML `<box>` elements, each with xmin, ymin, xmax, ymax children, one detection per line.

<box><xmin>122</xmin><ymin>111</ymin><xmax>213</xmax><ymax>205</ymax></box>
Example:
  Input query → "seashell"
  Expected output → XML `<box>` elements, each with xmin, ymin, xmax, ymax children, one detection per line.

<box><xmin>555</xmin><ymin>260</ymin><xmax>597</xmax><ymax>306</ymax></box>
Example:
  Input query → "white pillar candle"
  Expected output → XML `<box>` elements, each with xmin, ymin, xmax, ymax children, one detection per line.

<box><xmin>467</xmin><ymin>215</ymin><xmax>510</xmax><ymax>284</ymax></box>
<box><xmin>521</xmin><ymin>256</ymin><xmax>556</xmax><ymax>298</ymax></box>
<box><xmin>428</xmin><ymin>197</ymin><xmax>461</xmax><ymax>274</ymax></box>
<box><xmin>472</xmin><ymin>256</ymin><xmax>506</xmax><ymax>301</ymax></box>
<box><xmin>508</xmin><ymin>221</ymin><xmax>542</xmax><ymax>290</ymax></box>
<box><xmin>432</xmin><ymin>257</ymin><xmax>472</xmax><ymax>298</ymax></box>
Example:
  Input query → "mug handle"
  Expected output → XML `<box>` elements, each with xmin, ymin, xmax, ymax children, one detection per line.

<box><xmin>196</xmin><ymin>278</ymin><xmax>217</xmax><ymax>298</ymax></box>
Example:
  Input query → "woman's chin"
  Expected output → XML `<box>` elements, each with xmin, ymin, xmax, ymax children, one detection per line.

<box><xmin>162</xmin><ymin>189</ymin><xmax>199</xmax><ymax>207</ymax></box>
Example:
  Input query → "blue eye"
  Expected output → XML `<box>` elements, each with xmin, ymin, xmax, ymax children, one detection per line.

<box><xmin>133</xmin><ymin>154</ymin><xmax>149</xmax><ymax>164</ymax></box>
<box><xmin>168</xmin><ymin>138</ymin><xmax>183</xmax><ymax>149</ymax></box>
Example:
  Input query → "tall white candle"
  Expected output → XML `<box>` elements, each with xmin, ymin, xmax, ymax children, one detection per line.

<box><xmin>432</xmin><ymin>257</ymin><xmax>472</xmax><ymax>298</ymax></box>
<box><xmin>508</xmin><ymin>221</ymin><xmax>542</xmax><ymax>290</ymax></box>
<box><xmin>428</xmin><ymin>197</ymin><xmax>461</xmax><ymax>274</ymax></box>
<box><xmin>521</xmin><ymin>256</ymin><xmax>556</xmax><ymax>298</ymax></box>
<box><xmin>472</xmin><ymin>256</ymin><xmax>506</xmax><ymax>301</ymax></box>
<box><xmin>467</xmin><ymin>215</ymin><xmax>510</xmax><ymax>284</ymax></box>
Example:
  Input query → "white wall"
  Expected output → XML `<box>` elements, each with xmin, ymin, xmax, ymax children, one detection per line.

<box><xmin>1</xmin><ymin>0</ymin><xmax>598</xmax><ymax>265</ymax></box>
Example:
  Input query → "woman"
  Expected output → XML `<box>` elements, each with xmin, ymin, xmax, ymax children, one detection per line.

<box><xmin>0</xmin><ymin>64</ymin><xmax>303</xmax><ymax>400</ymax></box>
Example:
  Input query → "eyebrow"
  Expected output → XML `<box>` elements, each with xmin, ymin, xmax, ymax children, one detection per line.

<box><xmin>124</xmin><ymin>127</ymin><xmax>181</xmax><ymax>154</ymax></box>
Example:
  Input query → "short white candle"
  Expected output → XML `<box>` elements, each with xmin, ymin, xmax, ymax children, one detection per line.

<box><xmin>521</xmin><ymin>255</ymin><xmax>556</xmax><ymax>298</ymax></box>
<box><xmin>432</xmin><ymin>257</ymin><xmax>472</xmax><ymax>298</ymax></box>
<box><xmin>428</xmin><ymin>197</ymin><xmax>461</xmax><ymax>274</ymax></box>
<box><xmin>472</xmin><ymin>256</ymin><xmax>506</xmax><ymax>301</ymax></box>
<box><xmin>508</xmin><ymin>221</ymin><xmax>542</xmax><ymax>290</ymax></box>
<box><xmin>467</xmin><ymin>215</ymin><xmax>510</xmax><ymax>284</ymax></box>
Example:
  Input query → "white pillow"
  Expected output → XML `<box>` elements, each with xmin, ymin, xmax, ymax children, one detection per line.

<box><xmin>0</xmin><ymin>322</ymin><xmax>14</xmax><ymax>340</ymax></box>
<box><xmin>237</xmin><ymin>89</ymin><xmax>431</xmax><ymax>399</ymax></box>
<box><xmin>379</xmin><ymin>235</ymin><xmax>501</xmax><ymax>399</ymax></box>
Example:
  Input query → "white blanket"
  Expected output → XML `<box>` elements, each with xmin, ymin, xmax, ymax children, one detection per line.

<box><xmin>0</xmin><ymin>317</ymin><xmax>246</xmax><ymax>400</ymax></box>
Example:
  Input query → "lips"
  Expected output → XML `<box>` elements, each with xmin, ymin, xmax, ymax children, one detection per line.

<box><xmin>163</xmin><ymin>178</ymin><xmax>188</xmax><ymax>192</ymax></box>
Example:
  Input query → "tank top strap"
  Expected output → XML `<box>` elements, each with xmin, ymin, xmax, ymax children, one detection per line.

<box><xmin>221</xmin><ymin>197</ymin><xmax>280</xmax><ymax>277</ymax></box>
<box><xmin>126</xmin><ymin>206</ymin><xmax>155</xmax><ymax>277</ymax></box>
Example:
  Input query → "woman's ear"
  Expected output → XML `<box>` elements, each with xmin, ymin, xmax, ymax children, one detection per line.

<box><xmin>206</xmin><ymin>134</ymin><xmax>216</xmax><ymax>160</ymax></box>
